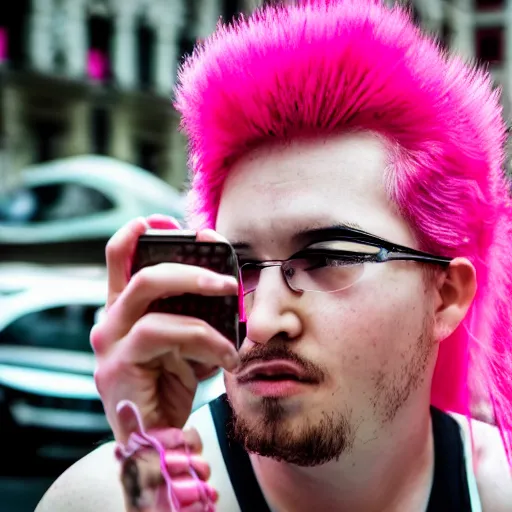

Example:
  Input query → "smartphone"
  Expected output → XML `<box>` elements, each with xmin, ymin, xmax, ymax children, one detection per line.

<box><xmin>131</xmin><ymin>229</ymin><xmax>245</xmax><ymax>349</ymax></box>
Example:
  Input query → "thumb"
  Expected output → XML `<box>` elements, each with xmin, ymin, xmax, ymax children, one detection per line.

<box><xmin>115</xmin><ymin>400</ymin><xmax>145</xmax><ymax>444</ymax></box>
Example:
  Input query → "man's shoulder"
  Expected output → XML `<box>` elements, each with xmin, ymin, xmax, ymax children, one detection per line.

<box><xmin>35</xmin><ymin>441</ymin><xmax>124</xmax><ymax>512</ymax></box>
<box><xmin>451</xmin><ymin>413</ymin><xmax>512</xmax><ymax>511</ymax></box>
<box><xmin>35</xmin><ymin>401</ymin><xmax>239</xmax><ymax>512</ymax></box>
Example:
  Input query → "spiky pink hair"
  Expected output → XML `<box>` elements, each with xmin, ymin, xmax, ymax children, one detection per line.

<box><xmin>174</xmin><ymin>0</ymin><xmax>512</xmax><ymax>463</ymax></box>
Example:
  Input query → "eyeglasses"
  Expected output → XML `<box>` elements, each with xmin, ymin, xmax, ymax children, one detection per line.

<box><xmin>239</xmin><ymin>227</ymin><xmax>452</xmax><ymax>295</ymax></box>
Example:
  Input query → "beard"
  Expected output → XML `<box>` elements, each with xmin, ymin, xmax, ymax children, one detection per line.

<box><xmin>226</xmin><ymin>344</ymin><xmax>355</xmax><ymax>467</ymax></box>
<box><xmin>228</xmin><ymin>394</ymin><xmax>355</xmax><ymax>467</ymax></box>
<box><xmin>226</xmin><ymin>312</ymin><xmax>436</xmax><ymax>467</ymax></box>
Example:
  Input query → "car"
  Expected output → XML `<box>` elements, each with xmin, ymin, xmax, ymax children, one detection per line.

<box><xmin>0</xmin><ymin>155</ymin><xmax>186</xmax><ymax>264</ymax></box>
<box><xmin>0</xmin><ymin>263</ymin><xmax>107</xmax><ymax>297</ymax></box>
<box><xmin>0</xmin><ymin>268</ymin><xmax>225</xmax><ymax>467</ymax></box>
<box><xmin>0</xmin><ymin>275</ymin><xmax>109</xmax><ymax>466</ymax></box>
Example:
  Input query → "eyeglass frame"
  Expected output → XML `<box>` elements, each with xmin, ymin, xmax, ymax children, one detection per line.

<box><xmin>238</xmin><ymin>226</ymin><xmax>453</xmax><ymax>295</ymax></box>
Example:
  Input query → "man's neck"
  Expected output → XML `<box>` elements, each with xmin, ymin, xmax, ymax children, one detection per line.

<box><xmin>249</xmin><ymin>403</ymin><xmax>434</xmax><ymax>512</ymax></box>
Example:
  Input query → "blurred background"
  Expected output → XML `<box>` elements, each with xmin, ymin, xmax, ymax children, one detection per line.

<box><xmin>0</xmin><ymin>0</ymin><xmax>510</xmax><ymax>510</ymax></box>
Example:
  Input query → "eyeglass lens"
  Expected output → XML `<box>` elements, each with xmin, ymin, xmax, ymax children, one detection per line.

<box><xmin>241</xmin><ymin>254</ymin><xmax>366</xmax><ymax>294</ymax></box>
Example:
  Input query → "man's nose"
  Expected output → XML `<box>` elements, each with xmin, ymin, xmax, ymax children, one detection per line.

<box><xmin>244</xmin><ymin>266</ymin><xmax>302</xmax><ymax>345</ymax></box>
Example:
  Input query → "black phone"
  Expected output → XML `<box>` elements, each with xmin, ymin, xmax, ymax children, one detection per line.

<box><xmin>131</xmin><ymin>229</ymin><xmax>245</xmax><ymax>349</ymax></box>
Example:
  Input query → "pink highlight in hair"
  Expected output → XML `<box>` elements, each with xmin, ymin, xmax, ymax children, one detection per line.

<box><xmin>87</xmin><ymin>48</ymin><xmax>108</xmax><ymax>81</ymax></box>
<box><xmin>175</xmin><ymin>0</ymin><xmax>512</xmax><ymax>465</ymax></box>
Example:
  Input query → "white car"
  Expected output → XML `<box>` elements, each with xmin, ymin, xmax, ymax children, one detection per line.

<box><xmin>0</xmin><ymin>262</ymin><xmax>107</xmax><ymax>296</ymax></box>
<box><xmin>0</xmin><ymin>269</ymin><xmax>225</xmax><ymax>461</ymax></box>
<box><xmin>0</xmin><ymin>155</ymin><xmax>186</xmax><ymax>263</ymax></box>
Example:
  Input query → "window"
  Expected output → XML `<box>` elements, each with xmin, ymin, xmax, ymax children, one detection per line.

<box><xmin>440</xmin><ymin>21</ymin><xmax>452</xmax><ymax>49</ymax></box>
<box><xmin>87</xmin><ymin>15</ymin><xmax>113</xmax><ymax>82</ymax></box>
<box><xmin>91</xmin><ymin>107</ymin><xmax>110</xmax><ymax>155</ymax></box>
<box><xmin>0</xmin><ymin>183</ymin><xmax>114</xmax><ymax>223</ymax></box>
<box><xmin>0</xmin><ymin>305</ymin><xmax>98</xmax><ymax>352</ymax></box>
<box><xmin>137</xmin><ymin>20</ymin><xmax>155</xmax><ymax>89</ymax></box>
<box><xmin>32</xmin><ymin>119</ymin><xmax>65</xmax><ymax>163</ymax></box>
<box><xmin>410</xmin><ymin>6</ymin><xmax>421</xmax><ymax>26</ymax></box>
<box><xmin>222</xmin><ymin>0</ymin><xmax>240</xmax><ymax>23</ymax></box>
<box><xmin>0</xmin><ymin>27</ymin><xmax>7</xmax><ymax>62</ymax></box>
<box><xmin>136</xmin><ymin>140</ymin><xmax>162</xmax><ymax>175</ymax></box>
<box><xmin>0</xmin><ymin>0</ymin><xmax>30</xmax><ymax>68</ymax></box>
<box><xmin>475</xmin><ymin>0</ymin><xmax>505</xmax><ymax>10</ymax></box>
<box><xmin>178</xmin><ymin>1</ymin><xmax>197</xmax><ymax>62</ymax></box>
<box><xmin>475</xmin><ymin>27</ymin><xmax>504</xmax><ymax>64</ymax></box>
<box><xmin>178</xmin><ymin>35</ymin><xmax>195</xmax><ymax>62</ymax></box>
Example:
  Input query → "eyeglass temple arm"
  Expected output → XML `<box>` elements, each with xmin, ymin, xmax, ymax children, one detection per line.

<box><xmin>384</xmin><ymin>251</ymin><xmax>452</xmax><ymax>266</ymax></box>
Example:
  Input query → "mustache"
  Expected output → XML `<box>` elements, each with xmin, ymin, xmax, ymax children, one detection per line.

<box><xmin>236</xmin><ymin>344</ymin><xmax>326</xmax><ymax>384</ymax></box>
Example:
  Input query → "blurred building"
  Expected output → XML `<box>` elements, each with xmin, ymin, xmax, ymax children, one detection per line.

<box><xmin>1</xmin><ymin>0</ymin><xmax>511</xmax><ymax>192</ymax></box>
<box><xmin>0</xmin><ymin>0</ymin><xmax>249</xmax><ymax>192</ymax></box>
<box><xmin>395</xmin><ymin>1</ymin><xmax>511</xmax><ymax>117</ymax></box>
<box><xmin>394</xmin><ymin>0</ymin><xmax>512</xmax><ymax>176</ymax></box>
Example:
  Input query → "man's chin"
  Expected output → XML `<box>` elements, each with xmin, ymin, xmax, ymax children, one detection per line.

<box><xmin>226</xmin><ymin>395</ymin><xmax>355</xmax><ymax>467</ymax></box>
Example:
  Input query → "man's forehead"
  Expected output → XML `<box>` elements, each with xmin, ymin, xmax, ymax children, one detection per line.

<box><xmin>215</xmin><ymin>131</ymin><xmax>415</xmax><ymax>250</ymax></box>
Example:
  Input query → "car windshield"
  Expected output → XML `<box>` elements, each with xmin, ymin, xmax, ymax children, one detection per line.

<box><xmin>0</xmin><ymin>188</ymin><xmax>37</xmax><ymax>223</ymax></box>
<box><xmin>0</xmin><ymin>305</ymin><xmax>98</xmax><ymax>352</ymax></box>
<box><xmin>0</xmin><ymin>183</ymin><xmax>114</xmax><ymax>223</ymax></box>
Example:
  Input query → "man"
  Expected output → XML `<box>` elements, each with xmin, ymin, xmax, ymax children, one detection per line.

<box><xmin>37</xmin><ymin>0</ymin><xmax>512</xmax><ymax>510</ymax></box>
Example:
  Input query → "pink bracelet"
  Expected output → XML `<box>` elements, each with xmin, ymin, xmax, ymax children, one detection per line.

<box><xmin>114</xmin><ymin>400</ymin><xmax>215</xmax><ymax>511</ymax></box>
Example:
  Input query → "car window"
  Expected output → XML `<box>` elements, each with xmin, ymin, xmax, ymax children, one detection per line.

<box><xmin>0</xmin><ymin>305</ymin><xmax>97</xmax><ymax>352</ymax></box>
<box><xmin>0</xmin><ymin>183</ymin><xmax>114</xmax><ymax>223</ymax></box>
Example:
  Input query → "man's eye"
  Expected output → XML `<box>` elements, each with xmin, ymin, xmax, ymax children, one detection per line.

<box><xmin>302</xmin><ymin>254</ymin><xmax>365</xmax><ymax>271</ymax></box>
<box><xmin>302</xmin><ymin>258</ymin><xmax>327</xmax><ymax>271</ymax></box>
<box><xmin>302</xmin><ymin>256</ymin><xmax>341</xmax><ymax>271</ymax></box>
<box><xmin>307</xmin><ymin>240</ymin><xmax>380</xmax><ymax>255</ymax></box>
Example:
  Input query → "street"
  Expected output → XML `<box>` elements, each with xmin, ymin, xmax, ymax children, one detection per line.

<box><xmin>0</xmin><ymin>456</ymin><xmax>78</xmax><ymax>512</ymax></box>
<box><xmin>0</xmin><ymin>478</ymin><xmax>53</xmax><ymax>512</ymax></box>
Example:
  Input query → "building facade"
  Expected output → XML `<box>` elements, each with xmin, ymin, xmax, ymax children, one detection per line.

<box><xmin>395</xmin><ymin>0</ymin><xmax>512</xmax><ymax>117</ymax></box>
<box><xmin>401</xmin><ymin>0</ymin><xmax>512</xmax><ymax>175</ymax></box>
<box><xmin>0</xmin><ymin>0</ymin><xmax>510</xmax><ymax>192</ymax></box>
<box><xmin>0</xmin><ymin>0</ymin><xmax>246</xmax><ymax>191</ymax></box>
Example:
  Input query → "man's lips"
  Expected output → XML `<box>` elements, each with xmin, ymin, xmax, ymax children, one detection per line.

<box><xmin>236</xmin><ymin>360</ymin><xmax>318</xmax><ymax>384</ymax></box>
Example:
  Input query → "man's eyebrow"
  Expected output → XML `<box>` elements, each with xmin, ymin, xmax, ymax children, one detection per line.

<box><xmin>229</xmin><ymin>222</ymin><xmax>366</xmax><ymax>251</ymax></box>
<box><xmin>292</xmin><ymin>222</ymin><xmax>366</xmax><ymax>244</ymax></box>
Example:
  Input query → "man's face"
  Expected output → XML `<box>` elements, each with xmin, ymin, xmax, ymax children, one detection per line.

<box><xmin>216</xmin><ymin>132</ymin><xmax>438</xmax><ymax>466</ymax></box>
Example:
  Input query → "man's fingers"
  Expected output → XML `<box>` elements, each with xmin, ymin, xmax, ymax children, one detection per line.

<box><xmin>98</xmin><ymin>263</ymin><xmax>238</xmax><ymax>346</ymax></box>
<box><xmin>196</xmin><ymin>229</ymin><xmax>230</xmax><ymax>244</ymax></box>
<box><xmin>182</xmin><ymin>428</ymin><xmax>203</xmax><ymax>454</ymax></box>
<box><xmin>116</xmin><ymin>313</ymin><xmax>239</xmax><ymax>369</ymax></box>
<box><xmin>143</xmin><ymin>426</ymin><xmax>202</xmax><ymax>454</ymax></box>
<box><xmin>164</xmin><ymin>452</ymin><xmax>211</xmax><ymax>480</ymax></box>
<box><xmin>171</xmin><ymin>477</ymin><xmax>218</xmax><ymax>507</ymax></box>
<box><xmin>105</xmin><ymin>215</ymin><xmax>182</xmax><ymax>310</ymax></box>
<box><xmin>105</xmin><ymin>217</ymin><xmax>149</xmax><ymax>309</ymax></box>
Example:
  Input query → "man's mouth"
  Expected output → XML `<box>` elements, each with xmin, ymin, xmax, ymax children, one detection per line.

<box><xmin>236</xmin><ymin>360</ymin><xmax>316</xmax><ymax>384</ymax></box>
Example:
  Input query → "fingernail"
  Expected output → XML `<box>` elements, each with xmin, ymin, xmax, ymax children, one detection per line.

<box><xmin>146</xmin><ymin>214</ymin><xmax>181</xmax><ymax>230</ymax></box>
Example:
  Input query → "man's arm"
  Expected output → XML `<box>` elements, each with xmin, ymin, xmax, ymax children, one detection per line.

<box><xmin>35</xmin><ymin>403</ymin><xmax>240</xmax><ymax>511</ymax></box>
<box><xmin>473</xmin><ymin>420</ymin><xmax>512</xmax><ymax>512</ymax></box>
<box><xmin>35</xmin><ymin>442</ymin><xmax>125</xmax><ymax>512</ymax></box>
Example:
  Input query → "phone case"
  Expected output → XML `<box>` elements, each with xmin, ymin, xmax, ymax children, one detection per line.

<box><xmin>131</xmin><ymin>233</ymin><xmax>242</xmax><ymax>349</ymax></box>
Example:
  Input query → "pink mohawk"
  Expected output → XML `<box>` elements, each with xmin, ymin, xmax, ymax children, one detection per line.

<box><xmin>174</xmin><ymin>0</ymin><xmax>512</xmax><ymax>464</ymax></box>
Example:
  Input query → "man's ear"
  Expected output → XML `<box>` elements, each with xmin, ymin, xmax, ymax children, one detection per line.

<box><xmin>433</xmin><ymin>257</ymin><xmax>477</xmax><ymax>342</ymax></box>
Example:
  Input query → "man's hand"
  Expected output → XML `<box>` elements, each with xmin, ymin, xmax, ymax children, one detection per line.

<box><xmin>91</xmin><ymin>215</ymin><xmax>240</xmax><ymax>444</ymax></box>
